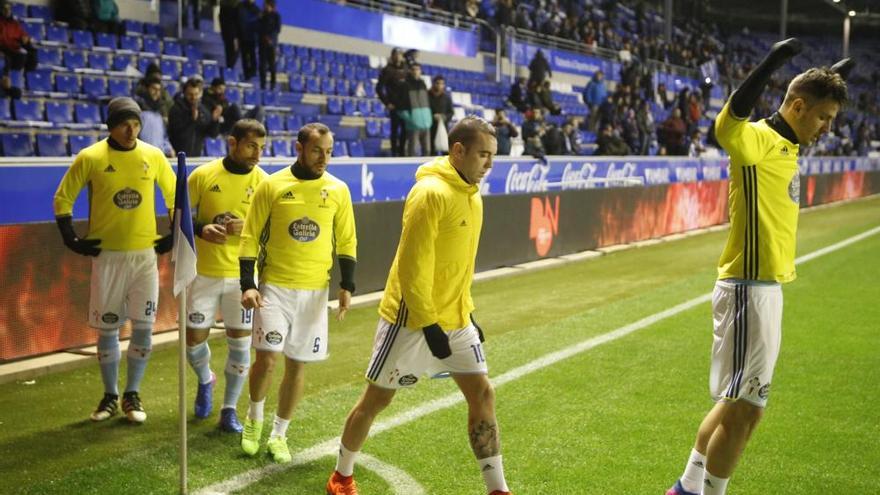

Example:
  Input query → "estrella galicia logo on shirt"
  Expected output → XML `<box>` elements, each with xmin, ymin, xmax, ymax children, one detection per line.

<box><xmin>788</xmin><ymin>172</ymin><xmax>800</xmax><ymax>203</ymax></box>
<box><xmin>288</xmin><ymin>217</ymin><xmax>320</xmax><ymax>242</ymax></box>
<box><xmin>113</xmin><ymin>188</ymin><xmax>142</xmax><ymax>209</ymax></box>
<box><xmin>398</xmin><ymin>374</ymin><xmax>419</xmax><ymax>386</ymax></box>
<box><xmin>101</xmin><ymin>312</ymin><xmax>119</xmax><ymax>324</ymax></box>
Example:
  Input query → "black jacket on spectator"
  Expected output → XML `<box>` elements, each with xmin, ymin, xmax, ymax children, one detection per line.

<box><xmin>528</xmin><ymin>50</ymin><xmax>552</xmax><ymax>84</ymax></box>
<box><xmin>428</xmin><ymin>90</ymin><xmax>454</xmax><ymax>125</ymax></box>
<box><xmin>168</xmin><ymin>95</ymin><xmax>220</xmax><ymax>158</ymax></box>
<box><xmin>376</xmin><ymin>63</ymin><xmax>407</xmax><ymax>110</ymax></box>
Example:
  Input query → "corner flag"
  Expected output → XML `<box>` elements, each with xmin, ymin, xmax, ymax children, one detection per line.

<box><xmin>172</xmin><ymin>152</ymin><xmax>197</xmax><ymax>296</ymax></box>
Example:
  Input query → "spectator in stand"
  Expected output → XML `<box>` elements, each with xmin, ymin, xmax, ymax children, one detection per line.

<box><xmin>134</xmin><ymin>63</ymin><xmax>173</xmax><ymax>120</ymax></box>
<box><xmin>561</xmin><ymin>121</ymin><xmax>582</xmax><ymax>155</ymax></box>
<box><xmin>538</xmin><ymin>80</ymin><xmax>561</xmax><ymax>115</ymax></box>
<box><xmin>686</xmin><ymin>92</ymin><xmax>703</xmax><ymax>135</ymax></box>
<box><xmin>399</xmin><ymin>63</ymin><xmax>432</xmax><ymax>157</ymax></box>
<box><xmin>522</xmin><ymin>108</ymin><xmax>547</xmax><ymax>157</ymax></box>
<box><xmin>598</xmin><ymin>94</ymin><xmax>617</xmax><ymax>130</ymax></box>
<box><xmin>492</xmin><ymin>108</ymin><xmax>518</xmax><ymax>155</ymax></box>
<box><xmin>376</xmin><ymin>48</ymin><xmax>407</xmax><ymax>156</ymax></box>
<box><xmin>219</xmin><ymin>0</ymin><xmax>240</xmax><ymax>69</ymax></box>
<box><xmin>495</xmin><ymin>0</ymin><xmax>515</xmax><ymax>27</ymax></box>
<box><xmin>135</xmin><ymin>77</ymin><xmax>173</xmax><ymax>157</ymax></box>
<box><xmin>0</xmin><ymin>73</ymin><xmax>21</xmax><ymax>99</ymax></box>
<box><xmin>636</xmin><ymin>100</ymin><xmax>655</xmax><ymax>155</ymax></box>
<box><xmin>258</xmin><ymin>0</ymin><xmax>281</xmax><ymax>91</ymax></box>
<box><xmin>656</xmin><ymin>82</ymin><xmax>673</xmax><ymax>110</ymax></box>
<box><xmin>528</xmin><ymin>49</ymin><xmax>552</xmax><ymax>85</ymax></box>
<box><xmin>168</xmin><ymin>78</ymin><xmax>222</xmax><ymax>158</ymax></box>
<box><xmin>202</xmin><ymin>77</ymin><xmax>264</xmax><ymax>135</ymax></box>
<box><xmin>595</xmin><ymin>123</ymin><xmax>631</xmax><ymax>156</ymax></box>
<box><xmin>658</xmin><ymin>108</ymin><xmax>687</xmax><ymax>156</ymax></box>
<box><xmin>404</xmin><ymin>48</ymin><xmax>419</xmax><ymax>67</ymax></box>
<box><xmin>621</xmin><ymin>108</ymin><xmax>641</xmax><ymax>154</ymax></box>
<box><xmin>0</xmin><ymin>1</ymin><xmax>37</xmax><ymax>73</ymax></box>
<box><xmin>687</xmin><ymin>129</ymin><xmax>706</xmax><ymax>157</ymax></box>
<box><xmin>92</xmin><ymin>0</ymin><xmax>122</xmax><ymax>35</ymax></box>
<box><xmin>51</xmin><ymin>0</ymin><xmax>91</xmax><ymax>30</ymax></box>
<box><xmin>238</xmin><ymin>0</ymin><xmax>261</xmax><ymax>81</ymax></box>
<box><xmin>428</xmin><ymin>75</ymin><xmax>454</xmax><ymax>156</ymax></box>
<box><xmin>542</xmin><ymin>123</ymin><xmax>565</xmax><ymax>155</ymax></box>
<box><xmin>583</xmin><ymin>70</ymin><xmax>607</xmax><ymax>131</ymax></box>
<box><xmin>508</xmin><ymin>76</ymin><xmax>528</xmax><ymax>113</ymax></box>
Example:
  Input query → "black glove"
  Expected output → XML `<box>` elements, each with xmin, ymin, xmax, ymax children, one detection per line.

<box><xmin>56</xmin><ymin>215</ymin><xmax>101</xmax><ymax>256</ymax></box>
<box><xmin>731</xmin><ymin>37</ymin><xmax>803</xmax><ymax>118</ymax></box>
<box><xmin>830</xmin><ymin>58</ymin><xmax>856</xmax><ymax>81</ymax></box>
<box><xmin>423</xmin><ymin>323</ymin><xmax>452</xmax><ymax>359</ymax></box>
<box><xmin>470</xmin><ymin>314</ymin><xmax>485</xmax><ymax>343</ymax></box>
<box><xmin>154</xmin><ymin>233</ymin><xmax>173</xmax><ymax>254</ymax></box>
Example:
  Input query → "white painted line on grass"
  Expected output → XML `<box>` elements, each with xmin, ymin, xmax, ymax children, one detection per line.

<box><xmin>195</xmin><ymin>225</ymin><xmax>880</xmax><ymax>495</ymax></box>
<box><xmin>357</xmin><ymin>453</ymin><xmax>427</xmax><ymax>495</ymax></box>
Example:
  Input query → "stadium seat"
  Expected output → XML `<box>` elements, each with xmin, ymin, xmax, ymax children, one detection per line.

<box><xmin>326</xmin><ymin>97</ymin><xmax>343</xmax><ymax>115</ymax></box>
<box><xmin>82</xmin><ymin>76</ymin><xmax>108</xmax><ymax>98</ymax></box>
<box><xmin>1</xmin><ymin>132</ymin><xmax>34</xmax><ymax>156</ymax></box>
<box><xmin>342</xmin><ymin>98</ymin><xmax>356</xmax><ymax>115</ymax></box>
<box><xmin>321</xmin><ymin>77</ymin><xmax>335</xmax><ymax>95</ymax></box>
<box><xmin>202</xmin><ymin>63</ymin><xmax>220</xmax><ymax>82</ymax></box>
<box><xmin>334</xmin><ymin>126</ymin><xmax>360</xmax><ymax>141</ymax></box>
<box><xmin>243</xmin><ymin>89</ymin><xmax>258</xmax><ymax>106</ymax></box>
<box><xmin>357</xmin><ymin>99</ymin><xmax>371</xmax><ymax>115</ymax></box>
<box><xmin>36</xmin><ymin>47</ymin><xmax>61</xmax><ymax>67</ymax></box>
<box><xmin>160</xmin><ymin>59</ymin><xmax>181</xmax><ymax>79</ymax></box>
<box><xmin>185</xmin><ymin>44</ymin><xmax>202</xmax><ymax>61</ymax></box>
<box><xmin>142</xmin><ymin>37</ymin><xmax>161</xmax><ymax>55</ymax></box>
<box><xmin>163</xmin><ymin>39</ymin><xmax>182</xmax><ymax>57</ymax></box>
<box><xmin>69</xmin><ymin>133</ymin><xmax>97</xmax><ymax>154</ymax></box>
<box><xmin>123</xmin><ymin>20</ymin><xmax>144</xmax><ymax>35</ymax></box>
<box><xmin>45</xmin><ymin>101</ymin><xmax>74</xmax><ymax>125</ymax></box>
<box><xmin>204</xmin><ymin>137</ymin><xmax>226</xmax><ymax>157</ymax></box>
<box><xmin>365</xmin><ymin>119</ymin><xmax>382</xmax><ymax>138</ymax></box>
<box><xmin>13</xmin><ymin>99</ymin><xmax>42</xmax><ymax>122</ymax></box>
<box><xmin>335</xmin><ymin>79</ymin><xmax>349</xmax><ymax>96</ymax></box>
<box><xmin>45</xmin><ymin>23</ymin><xmax>68</xmax><ymax>43</ymax></box>
<box><xmin>182</xmin><ymin>61</ymin><xmax>198</xmax><ymax>78</ymax></box>
<box><xmin>272</xmin><ymin>139</ymin><xmax>291</xmax><ymax>157</ymax></box>
<box><xmin>119</xmin><ymin>35</ymin><xmax>141</xmax><ymax>52</ymax></box>
<box><xmin>74</xmin><ymin>102</ymin><xmax>101</xmax><ymax>125</ymax></box>
<box><xmin>262</xmin><ymin>91</ymin><xmax>279</xmax><ymax>106</ymax></box>
<box><xmin>88</xmin><ymin>53</ymin><xmax>111</xmax><ymax>71</ymax></box>
<box><xmin>225</xmin><ymin>87</ymin><xmax>242</xmax><ymax>105</ymax></box>
<box><xmin>36</xmin><ymin>134</ymin><xmax>66</xmax><ymax>156</ymax></box>
<box><xmin>332</xmin><ymin>140</ymin><xmax>348</xmax><ymax>157</ymax></box>
<box><xmin>71</xmin><ymin>29</ymin><xmax>94</xmax><ymax>49</ymax></box>
<box><xmin>286</xmin><ymin>115</ymin><xmax>302</xmax><ymax>133</ymax></box>
<box><xmin>223</xmin><ymin>67</ymin><xmax>238</xmax><ymax>82</ymax></box>
<box><xmin>0</xmin><ymin>99</ymin><xmax>9</xmax><ymax>120</ymax></box>
<box><xmin>10</xmin><ymin>2</ymin><xmax>25</xmax><ymax>18</ymax></box>
<box><xmin>306</xmin><ymin>76</ymin><xmax>320</xmax><ymax>94</ymax></box>
<box><xmin>381</xmin><ymin>119</ymin><xmax>391</xmax><ymax>138</ymax></box>
<box><xmin>55</xmin><ymin>73</ymin><xmax>79</xmax><ymax>94</ymax></box>
<box><xmin>112</xmin><ymin>54</ymin><xmax>135</xmax><ymax>72</ymax></box>
<box><xmin>289</xmin><ymin>75</ymin><xmax>304</xmax><ymax>93</ymax></box>
<box><xmin>23</xmin><ymin>20</ymin><xmax>45</xmax><ymax>41</ymax></box>
<box><xmin>108</xmin><ymin>79</ymin><xmax>131</xmax><ymax>97</ymax></box>
<box><xmin>165</xmin><ymin>81</ymin><xmax>179</xmax><ymax>96</ymax></box>
<box><xmin>63</xmin><ymin>51</ymin><xmax>86</xmax><ymax>70</ymax></box>
<box><xmin>265</xmin><ymin>113</ymin><xmax>284</xmax><ymax>133</ymax></box>
<box><xmin>347</xmin><ymin>140</ymin><xmax>365</xmax><ymax>157</ymax></box>
<box><xmin>143</xmin><ymin>23</ymin><xmax>163</xmax><ymax>36</ymax></box>
<box><xmin>95</xmin><ymin>32</ymin><xmax>117</xmax><ymax>50</ymax></box>
<box><xmin>25</xmin><ymin>70</ymin><xmax>52</xmax><ymax>93</ymax></box>
<box><xmin>28</xmin><ymin>4</ymin><xmax>51</xmax><ymax>20</ymax></box>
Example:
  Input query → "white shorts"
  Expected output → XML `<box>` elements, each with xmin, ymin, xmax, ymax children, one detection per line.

<box><xmin>365</xmin><ymin>318</ymin><xmax>489</xmax><ymax>389</ymax></box>
<box><xmin>89</xmin><ymin>248</ymin><xmax>159</xmax><ymax>329</ymax></box>
<box><xmin>186</xmin><ymin>275</ymin><xmax>253</xmax><ymax>331</ymax></box>
<box><xmin>251</xmin><ymin>284</ymin><xmax>329</xmax><ymax>361</ymax></box>
<box><xmin>710</xmin><ymin>280</ymin><xmax>783</xmax><ymax>408</ymax></box>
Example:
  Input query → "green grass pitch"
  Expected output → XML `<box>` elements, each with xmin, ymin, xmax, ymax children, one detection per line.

<box><xmin>0</xmin><ymin>196</ymin><xmax>877</xmax><ymax>494</ymax></box>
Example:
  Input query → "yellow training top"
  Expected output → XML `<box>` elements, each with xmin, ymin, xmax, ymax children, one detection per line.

<box><xmin>715</xmin><ymin>101</ymin><xmax>801</xmax><ymax>283</ymax></box>
<box><xmin>53</xmin><ymin>138</ymin><xmax>175</xmax><ymax>251</ymax></box>
<box><xmin>239</xmin><ymin>166</ymin><xmax>357</xmax><ymax>289</ymax></box>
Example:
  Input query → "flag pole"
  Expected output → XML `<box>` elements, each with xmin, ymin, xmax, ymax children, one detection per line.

<box><xmin>178</xmin><ymin>282</ymin><xmax>188</xmax><ymax>494</ymax></box>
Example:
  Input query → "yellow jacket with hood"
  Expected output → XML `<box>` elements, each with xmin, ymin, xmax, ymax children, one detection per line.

<box><xmin>378</xmin><ymin>156</ymin><xmax>483</xmax><ymax>331</ymax></box>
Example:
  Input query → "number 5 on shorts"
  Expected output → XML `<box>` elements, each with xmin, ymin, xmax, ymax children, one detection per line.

<box><xmin>312</xmin><ymin>337</ymin><xmax>321</xmax><ymax>353</ymax></box>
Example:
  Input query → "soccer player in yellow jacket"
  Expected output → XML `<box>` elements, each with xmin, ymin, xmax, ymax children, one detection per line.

<box><xmin>184</xmin><ymin>119</ymin><xmax>269</xmax><ymax>432</ymax></box>
<box><xmin>238</xmin><ymin>123</ymin><xmax>357</xmax><ymax>463</ymax></box>
<box><xmin>326</xmin><ymin>117</ymin><xmax>513</xmax><ymax>495</ymax></box>
<box><xmin>666</xmin><ymin>41</ymin><xmax>851</xmax><ymax>495</ymax></box>
<box><xmin>53</xmin><ymin>97</ymin><xmax>176</xmax><ymax>424</ymax></box>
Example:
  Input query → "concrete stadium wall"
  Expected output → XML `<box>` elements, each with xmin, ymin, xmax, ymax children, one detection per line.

<box><xmin>13</xmin><ymin>0</ymin><xmax>160</xmax><ymax>24</ymax></box>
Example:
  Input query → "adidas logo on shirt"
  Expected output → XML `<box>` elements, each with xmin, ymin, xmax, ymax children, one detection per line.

<box><xmin>460</xmin><ymin>219</ymin><xmax>467</xmax><ymax>227</ymax></box>
<box><xmin>281</xmin><ymin>191</ymin><xmax>295</xmax><ymax>199</ymax></box>
<box><xmin>104</xmin><ymin>164</ymin><xmax>116</xmax><ymax>172</ymax></box>
<box><xmin>209</xmin><ymin>184</ymin><xmax>222</xmax><ymax>193</ymax></box>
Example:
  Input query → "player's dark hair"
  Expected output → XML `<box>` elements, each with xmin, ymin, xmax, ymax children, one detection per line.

<box><xmin>230</xmin><ymin>119</ymin><xmax>266</xmax><ymax>141</ymax></box>
<box><xmin>297</xmin><ymin>122</ymin><xmax>332</xmax><ymax>146</ymax></box>
<box><xmin>783</xmin><ymin>67</ymin><xmax>848</xmax><ymax>107</ymax></box>
<box><xmin>448</xmin><ymin>115</ymin><xmax>496</xmax><ymax>150</ymax></box>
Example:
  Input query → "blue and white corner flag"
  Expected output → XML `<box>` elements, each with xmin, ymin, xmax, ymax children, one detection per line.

<box><xmin>172</xmin><ymin>152</ymin><xmax>197</xmax><ymax>297</ymax></box>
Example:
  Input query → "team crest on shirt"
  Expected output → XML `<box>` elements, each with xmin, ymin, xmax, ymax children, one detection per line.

<box><xmin>758</xmin><ymin>383</ymin><xmax>771</xmax><ymax>399</ymax></box>
<box><xmin>288</xmin><ymin>217</ymin><xmax>320</xmax><ymax>242</ymax></box>
<box><xmin>787</xmin><ymin>172</ymin><xmax>800</xmax><ymax>204</ymax></box>
<box><xmin>265</xmin><ymin>331</ymin><xmax>283</xmax><ymax>345</ymax></box>
<box><xmin>113</xmin><ymin>187</ymin><xmax>142</xmax><ymax>209</ymax></box>
<box><xmin>319</xmin><ymin>189</ymin><xmax>329</xmax><ymax>208</ymax></box>
<box><xmin>212</xmin><ymin>211</ymin><xmax>237</xmax><ymax>225</ymax></box>
<box><xmin>188</xmin><ymin>312</ymin><xmax>205</xmax><ymax>324</ymax></box>
<box><xmin>101</xmin><ymin>312</ymin><xmax>119</xmax><ymax>324</ymax></box>
<box><xmin>398</xmin><ymin>374</ymin><xmax>418</xmax><ymax>386</ymax></box>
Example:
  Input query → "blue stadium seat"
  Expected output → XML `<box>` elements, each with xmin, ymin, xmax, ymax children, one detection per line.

<box><xmin>342</xmin><ymin>98</ymin><xmax>356</xmax><ymax>115</ymax></box>
<box><xmin>243</xmin><ymin>89</ymin><xmax>258</xmax><ymax>106</ymax></box>
<box><xmin>88</xmin><ymin>53</ymin><xmax>110</xmax><ymax>71</ymax></box>
<box><xmin>123</xmin><ymin>20</ymin><xmax>144</xmax><ymax>34</ymax></box>
<box><xmin>185</xmin><ymin>44</ymin><xmax>201</xmax><ymax>60</ymax></box>
<box><xmin>45</xmin><ymin>23</ymin><xmax>68</xmax><ymax>43</ymax></box>
<box><xmin>306</xmin><ymin>76</ymin><xmax>320</xmax><ymax>94</ymax></box>
<box><xmin>225</xmin><ymin>87</ymin><xmax>242</xmax><ymax>105</ymax></box>
<box><xmin>69</xmin><ymin>134</ymin><xmax>97</xmax><ymax>154</ymax></box>
<box><xmin>23</xmin><ymin>20</ymin><xmax>45</xmax><ymax>41</ymax></box>
<box><xmin>120</xmin><ymin>35</ymin><xmax>141</xmax><ymax>51</ymax></box>
<box><xmin>272</xmin><ymin>139</ymin><xmax>291</xmax><ymax>157</ymax></box>
<box><xmin>332</xmin><ymin>140</ymin><xmax>348</xmax><ymax>157</ymax></box>
<box><xmin>0</xmin><ymin>99</ymin><xmax>10</xmax><ymax>121</ymax></box>
<box><xmin>365</xmin><ymin>119</ymin><xmax>382</xmax><ymax>138</ymax></box>
<box><xmin>37</xmin><ymin>134</ymin><xmax>66</xmax><ymax>156</ymax></box>
<box><xmin>142</xmin><ymin>36</ymin><xmax>161</xmax><ymax>54</ymax></box>
<box><xmin>295</xmin><ymin>45</ymin><xmax>308</xmax><ymax>58</ymax></box>
<box><xmin>137</xmin><ymin>57</ymin><xmax>157</xmax><ymax>74</ymax></box>
<box><xmin>143</xmin><ymin>23</ymin><xmax>163</xmax><ymax>36</ymax></box>
<box><xmin>347</xmin><ymin>140</ymin><xmax>364</xmax><ymax>157</ymax></box>
<box><xmin>28</xmin><ymin>4</ymin><xmax>51</xmax><ymax>20</ymax></box>
<box><xmin>281</xmin><ymin>44</ymin><xmax>295</xmax><ymax>57</ymax></box>
<box><xmin>326</xmin><ymin>97</ymin><xmax>343</xmax><ymax>115</ymax></box>
<box><xmin>95</xmin><ymin>33</ymin><xmax>117</xmax><ymax>50</ymax></box>
<box><xmin>357</xmin><ymin>99</ymin><xmax>371</xmax><ymax>115</ymax></box>
<box><xmin>222</xmin><ymin>67</ymin><xmax>238</xmax><ymax>82</ymax></box>
<box><xmin>63</xmin><ymin>50</ymin><xmax>86</xmax><ymax>70</ymax></box>
<box><xmin>364</xmin><ymin>82</ymin><xmax>376</xmax><ymax>98</ymax></box>
<box><xmin>289</xmin><ymin>75</ymin><xmax>304</xmax><ymax>93</ymax></box>
<box><xmin>10</xmin><ymin>2</ymin><xmax>25</xmax><ymax>18</ymax></box>
<box><xmin>286</xmin><ymin>115</ymin><xmax>302</xmax><ymax>133</ymax></box>
<box><xmin>37</xmin><ymin>46</ymin><xmax>62</xmax><ymax>66</ymax></box>
<box><xmin>13</xmin><ymin>99</ymin><xmax>42</xmax><ymax>121</ymax></box>
<box><xmin>262</xmin><ymin>91</ymin><xmax>279</xmax><ymax>106</ymax></box>
<box><xmin>82</xmin><ymin>76</ymin><xmax>108</xmax><ymax>98</ymax></box>
<box><xmin>165</xmin><ymin>81</ymin><xmax>179</xmax><ymax>96</ymax></box>
<box><xmin>112</xmin><ymin>54</ymin><xmax>135</xmax><ymax>71</ymax></box>
<box><xmin>335</xmin><ymin>79</ymin><xmax>349</xmax><ymax>96</ymax></box>
<box><xmin>71</xmin><ymin>29</ymin><xmax>94</xmax><ymax>49</ymax></box>
<box><xmin>25</xmin><ymin>70</ymin><xmax>52</xmax><ymax>93</ymax></box>
<box><xmin>291</xmin><ymin>103</ymin><xmax>320</xmax><ymax>117</ymax></box>
<box><xmin>163</xmin><ymin>40</ymin><xmax>182</xmax><ymax>57</ymax></box>
<box><xmin>55</xmin><ymin>73</ymin><xmax>79</xmax><ymax>94</ymax></box>
<box><xmin>45</xmin><ymin>101</ymin><xmax>74</xmax><ymax>124</ymax></box>
<box><xmin>1</xmin><ymin>132</ymin><xmax>34</xmax><ymax>156</ymax></box>
<box><xmin>204</xmin><ymin>137</ymin><xmax>226</xmax><ymax>157</ymax></box>
<box><xmin>182</xmin><ymin>61</ymin><xmax>198</xmax><ymax>78</ymax></box>
<box><xmin>381</xmin><ymin>119</ymin><xmax>391</xmax><ymax>138</ymax></box>
<box><xmin>74</xmin><ymin>102</ymin><xmax>101</xmax><ymax>125</ymax></box>
<box><xmin>202</xmin><ymin>63</ymin><xmax>220</xmax><ymax>82</ymax></box>
<box><xmin>321</xmin><ymin>77</ymin><xmax>335</xmax><ymax>95</ymax></box>
<box><xmin>262</xmin><ymin>141</ymin><xmax>271</xmax><ymax>156</ymax></box>
<box><xmin>160</xmin><ymin>59</ymin><xmax>181</xmax><ymax>79</ymax></box>
<box><xmin>108</xmin><ymin>79</ymin><xmax>131</xmax><ymax>97</ymax></box>
<box><xmin>265</xmin><ymin>113</ymin><xmax>284</xmax><ymax>133</ymax></box>
<box><xmin>334</xmin><ymin>126</ymin><xmax>360</xmax><ymax>141</ymax></box>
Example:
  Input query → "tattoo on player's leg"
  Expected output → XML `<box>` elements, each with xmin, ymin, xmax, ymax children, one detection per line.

<box><xmin>469</xmin><ymin>420</ymin><xmax>499</xmax><ymax>458</ymax></box>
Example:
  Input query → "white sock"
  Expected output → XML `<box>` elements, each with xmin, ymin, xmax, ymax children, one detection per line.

<box><xmin>248</xmin><ymin>399</ymin><xmax>265</xmax><ymax>421</ymax></box>
<box><xmin>702</xmin><ymin>471</ymin><xmax>729</xmax><ymax>495</ymax></box>
<box><xmin>270</xmin><ymin>414</ymin><xmax>290</xmax><ymax>438</ymax></box>
<box><xmin>478</xmin><ymin>455</ymin><xmax>509</xmax><ymax>493</ymax></box>
<box><xmin>335</xmin><ymin>443</ymin><xmax>358</xmax><ymax>477</ymax></box>
<box><xmin>680</xmin><ymin>448</ymin><xmax>706</xmax><ymax>493</ymax></box>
